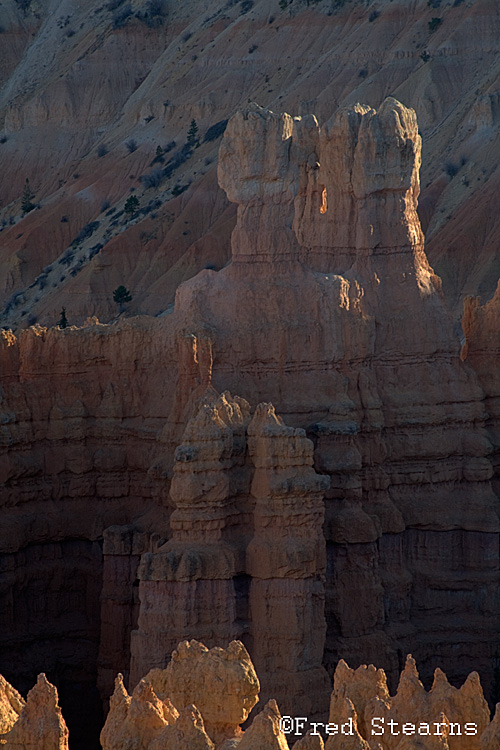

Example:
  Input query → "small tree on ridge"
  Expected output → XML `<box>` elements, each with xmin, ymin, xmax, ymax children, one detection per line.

<box><xmin>113</xmin><ymin>285</ymin><xmax>132</xmax><ymax>313</ymax></box>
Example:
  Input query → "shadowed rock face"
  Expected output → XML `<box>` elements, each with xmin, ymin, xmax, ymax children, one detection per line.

<box><xmin>0</xmin><ymin>98</ymin><xmax>500</xmax><ymax>747</ymax></box>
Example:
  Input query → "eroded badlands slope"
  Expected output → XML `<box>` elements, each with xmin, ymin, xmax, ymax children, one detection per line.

<box><xmin>0</xmin><ymin>0</ymin><xmax>500</xmax><ymax>327</ymax></box>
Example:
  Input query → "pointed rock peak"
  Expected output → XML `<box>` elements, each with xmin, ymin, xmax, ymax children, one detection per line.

<box><xmin>247</xmin><ymin>403</ymin><xmax>286</xmax><ymax>435</ymax></box>
<box><xmin>291</xmin><ymin>730</ymin><xmax>325</xmax><ymax>749</ymax></box>
<box><xmin>480</xmin><ymin>701</ymin><xmax>500</xmax><ymax>749</ymax></box>
<box><xmin>333</xmin><ymin>659</ymin><xmax>354</xmax><ymax>690</ymax></box>
<box><xmin>132</xmin><ymin>677</ymin><xmax>159</xmax><ymax>705</ymax></box>
<box><xmin>430</xmin><ymin>667</ymin><xmax>453</xmax><ymax>697</ymax></box>
<box><xmin>237</xmin><ymin>700</ymin><xmax>290</xmax><ymax>750</ymax></box>
<box><xmin>460</xmin><ymin>670</ymin><xmax>484</xmax><ymax>697</ymax></box>
<box><xmin>30</xmin><ymin>673</ymin><xmax>59</xmax><ymax>709</ymax></box>
<box><xmin>2</xmin><ymin>673</ymin><xmax>69</xmax><ymax>749</ymax></box>
<box><xmin>0</xmin><ymin>674</ymin><xmax>25</xmax><ymax>734</ymax></box>
<box><xmin>110</xmin><ymin>673</ymin><xmax>129</xmax><ymax>710</ymax></box>
<box><xmin>219</xmin><ymin>391</ymin><xmax>252</xmax><ymax>426</ymax></box>
<box><xmin>432</xmin><ymin>668</ymin><xmax>449</xmax><ymax>685</ymax></box>
<box><xmin>176</xmin><ymin>703</ymin><xmax>210</xmax><ymax>733</ymax></box>
<box><xmin>403</xmin><ymin>655</ymin><xmax>419</xmax><ymax>677</ymax></box>
<box><xmin>396</xmin><ymin>655</ymin><xmax>426</xmax><ymax>698</ymax></box>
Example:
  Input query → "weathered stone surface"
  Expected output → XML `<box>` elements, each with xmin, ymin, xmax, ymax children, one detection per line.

<box><xmin>100</xmin><ymin>673</ymin><xmax>178</xmax><ymax>750</ymax></box>
<box><xmin>0</xmin><ymin>675</ymin><xmax>24</xmax><ymax>735</ymax></box>
<box><xmin>292</xmin><ymin>732</ymin><xmax>325</xmax><ymax>750</ymax></box>
<box><xmin>236</xmin><ymin>700</ymin><xmax>290</xmax><ymax>750</ymax></box>
<box><xmin>149</xmin><ymin>705</ymin><xmax>215</xmax><ymax>750</ymax></box>
<box><xmin>1</xmin><ymin>674</ymin><xmax>68</xmax><ymax>750</ymax></box>
<box><xmin>144</xmin><ymin>640</ymin><xmax>259</xmax><ymax>746</ymax></box>
<box><xmin>480</xmin><ymin>703</ymin><xmax>500</xmax><ymax>750</ymax></box>
<box><xmin>246</xmin><ymin>403</ymin><xmax>331</xmax><ymax>718</ymax></box>
<box><xmin>2</xmin><ymin>89</ymin><xmax>500</xmax><ymax>746</ymax></box>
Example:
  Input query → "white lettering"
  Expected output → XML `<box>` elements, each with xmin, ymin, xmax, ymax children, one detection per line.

<box><xmin>341</xmin><ymin>718</ymin><xmax>354</xmax><ymax>735</ymax></box>
<box><xmin>309</xmin><ymin>722</ymin><xmax>324</xmax><ymax>736</ymax></box>
<box><xmin>464</xmin><ymin>723</ymin><xmax>478</xmax><ymax>735</ymax></box>
<box><xmin>402</xmin><ymin>722</ymin><xmax>415</xmax><ymax>735</ymax></box>
<box><xmin>325</xmin><ymin>723</ymin><xmax>338</xmax><ymax>735</ymax></box>
<box><xmin>294</xmin><ymin>718</ymin><xmax>307</xmax><ymax>735</ymax></box>
<box><xmin>371</xmin><ymin>717</ymin><xmax>384</xmax><ymax>736</ymax></box>
<box><xmin>433</xmin><ymin>722</ymin><xmax>446</xmax><ymax>736</ymax></box>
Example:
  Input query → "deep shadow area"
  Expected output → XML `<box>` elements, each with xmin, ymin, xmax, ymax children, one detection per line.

<box><xmin>0</xmin><ymin>539</ymin><xmax>104</xmax><ymax>748</ymax></box>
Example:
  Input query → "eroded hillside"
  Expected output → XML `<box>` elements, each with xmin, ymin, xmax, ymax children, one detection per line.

<box><xmin>1</xmin><ymin>0</ymin><xmax>499</xmax><ymax>328</ymax></box>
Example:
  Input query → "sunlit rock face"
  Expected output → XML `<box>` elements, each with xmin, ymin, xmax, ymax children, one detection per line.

<box><xmin>3</xmin><ymin>647</ymin><xmax>500</xmax><ymax>750</ymax></box>
<box><xmin>1</xmin><ymin>97</ymin><xmax>500</xmax><ymax>743</ymax></box>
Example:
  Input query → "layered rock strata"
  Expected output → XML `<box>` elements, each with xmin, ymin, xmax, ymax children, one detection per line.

<box><xmin>1</xmin><ymin>96</ymin><xmax>500</xmax><ymax>736</ymax></box>
<box><xmin>131</xmin><ymin>392</ymin><xmax>330</xmax><ymax>719</ymax></box>
<box><xmin>170</xmin><ymin>99</ymin><xmax>499</xmax><ymax>690</ymax></box>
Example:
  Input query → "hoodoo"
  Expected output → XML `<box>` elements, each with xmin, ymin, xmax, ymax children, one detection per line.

<box><xmin>1</xmin><ymin>98</ymin><xmax>500</xmax><ymax>745</ymax></box>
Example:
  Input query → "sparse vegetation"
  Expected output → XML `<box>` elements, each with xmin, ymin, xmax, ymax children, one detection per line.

<box><xmin>358</xmin><ymin>68</ymin><xmax>368</xmax><ymax>79</ymax></box>
<box><xmin>428</xmin><ymin>17</ymin><xmax>443</xmax><ymax>32</ymax></box>
<box><xmin>368</xmin><ymin>10</ymin><xmax>379</xmax><ymax>22</ymax></box>
<box><xmin>15</xmin><ymin>0</ymin><xmax>32</xmax><ymax>15</ymax></box>
<box><xmin>444</xmin><ymin>161</ymin><xmax>459</xmax><ymax>178</ymax></box>
<box><xmin>101</xmin><ymin>200</ymin><xmax>111</xmax><ymax>212</ymax></box>
<box><xmin>140</xmin><ymin>166</ymin><xmax>164</xmax><ymax>189</ymax></box>
<box><xmin>112</xmin><ymin>4</ymin><xmax>132</xmax><ymax>28</ymax></box>
<box><xmin>113</xmin><ymin>285</ymin><xmax>132</xmax><ymax>311</ymax></box>
<box><xmin>240</xmin><ymin>0</ymin><xmax>254</xmax><ymax>12</ymax></box>
<box><xmin>21</xmin><ymin>179</ymin><xmax>36</xmax><ymax>214</ymax></box>
<box><xmin>248</xmin><ymin>44</ymin><xmax>258</xmax><ymax>53</ymax></box>
<box><xmin>420</xmin><ymin>50</ymin><xmax>431</xmax><ymax>62</ymax></box>
<box><xmin>172</xmin><ymin>183</ymin><xmax>188</xmax><ymax>196</ymax></box>
<box><xmin>135</xmin><ymin>0</ymin><xmax>166</xmax><ymax>28</ymax></box>
<box><xmin>59</xmin><ymin>307</ymin><xmax>69</xmax><ymax>329</ymax></box>
<box><xmin>97</xmin><ymin>144</ymin><xmax>109</xmax><ymax>158</ymax></box>
<box><xmin>72</xmin><ymin>220</ymin><xmax>100</xmax><ymax>245</ymax></box>
<box><xmin>60</xmin><ymin>215</ymin><xmax>68</xmax><ymax>223</ymax></box>
<box><xmin>187</xmin><ymin>119</ymin><xmax>199</xmax><ymax>146</ymax></box>
<box><xmin>0</xmin><ymin>136</ymin><xmax>7</xmax><ymax>144</ymax></box>
<box><xmin>125</xmin><ymin>138</ymin><xmax>138</xmax><ymax>153</ymax></box>
<box><xmin>124</xmin><ymin>195</ymin><xmax>140</xmax><ymax>215</ymax></box>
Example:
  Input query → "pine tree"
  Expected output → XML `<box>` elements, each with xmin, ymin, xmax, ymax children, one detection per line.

<box><xmin>124</xmin><ymin>195</ymin><xmax>140</xmax><ymax>215</ymax></box>
<box><xmin>21</xmin><ymin>178</ymin><xmax>35</xmax><ymax>214</ymax></box>
<box><xmin>58</xmin><ymin>307</ymin><xmax>68</xmax><ymax>329</ymax></box>
<box><xmin>113</xmin><ymin>285</ymin><xmax>132</xmax><ymax>313</ymax></box>
<box><xmin>187</xmin><ymin>118</ymin><xmax>199</xmax><ymax>146</ymax></box>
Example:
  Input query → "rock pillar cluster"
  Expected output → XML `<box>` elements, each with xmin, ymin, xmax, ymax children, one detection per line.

<box><xmin>131</xmin><ymin>392</ymin><xmax>331</xmax><ymax>718</ymax></box>
<box><xmin>3</xmin><ymin>645</ymin><xmax>500</xmax><ymax>749</ymax></box>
